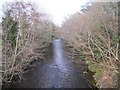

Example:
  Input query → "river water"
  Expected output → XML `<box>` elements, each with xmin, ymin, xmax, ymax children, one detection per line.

<box><xmin>9</xmin><ymin>39</ymin><xmax>92</xmax><ymax>88</ymax></box>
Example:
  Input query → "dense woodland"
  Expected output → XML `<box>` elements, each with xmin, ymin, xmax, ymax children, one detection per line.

<box><xmin>57</xmin><ymin>2</ymin><xmax>119</xmax><ymax>88</ymax></box>
<box><xmin>1</xmin><ymin>1</ymin><xmax>119</xmax><ymax>88</ymax></box>
<box><xmin>2</xmin><ymin>1</ymin><xmax>57</xmax><ymax>85</ymax></box>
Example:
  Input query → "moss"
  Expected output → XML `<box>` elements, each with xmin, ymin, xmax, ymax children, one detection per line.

<box><xmin>79</xmin><ymin>54</ymin><xmax>85</xmax><ymax>61</ymax></box>
<box><xmin>86</xmin><ymin>60</ymin><xmax>103</xmax><ymax>84</ymax></box>
<box><xmin>93</xmin><ymin>68</ymin><xmax>102</xmax><ymax>82</ymax></box>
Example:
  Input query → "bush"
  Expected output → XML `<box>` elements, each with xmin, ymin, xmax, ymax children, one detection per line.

<box><xmin>58</xmin><ymin>2</ymin><xmax>119</xmax><ymax>88</ymax></box>
<box><xmin>2</xmin><ymin>1</ymin><xmax>56</xmax><ymax>83</ymax></box>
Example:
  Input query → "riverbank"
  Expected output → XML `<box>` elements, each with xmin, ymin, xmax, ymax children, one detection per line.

<box><xmin>63</xmin><ymin>40</ymin><xmax>118</xmax><ymax>88</ymax></box>
<box><xmin>3</xmin><ymin>39</ymin><xmax>96</xmax><ymax>88</ymax></box>
<box><xmin>2</xmin><ymin>42</ymin><xmax>50</xmax><ymax>88</ymax></box>
<box><xmin>64</xmin><ymin>40</ymin><xmax>97</xmax><ymax>88</ymax></box>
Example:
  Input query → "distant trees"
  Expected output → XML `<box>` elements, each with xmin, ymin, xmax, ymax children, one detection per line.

<box><xmin>80</xmin><ymin>2</ymin><xmax>92</xmax><ymax>12</ymax></box>
<box><xmin>59</xmin><ymin>2</ymin><xmax>119</xmax><ymax>88</ymax></box>
<box><xmin>2</xmin><ymin>1</ymin><xmax>56</xmax><ymax>83</ymax></box>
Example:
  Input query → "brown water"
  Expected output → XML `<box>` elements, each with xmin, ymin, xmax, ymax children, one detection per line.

<box><xmin>9</xmin><ymin>39</ymin><xmax>93</xmax><ymax>88</ymax></box>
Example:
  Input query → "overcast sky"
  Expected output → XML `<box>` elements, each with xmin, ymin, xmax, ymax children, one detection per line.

<box><xmin>36</xmin><ymin>0</ymin><xmax>89</xmax><ymax>25</ymax></box>
<box><xmin>0</xmin><ymin>0</ymin><xmax>90</xmax><ymax>25</ymax></box>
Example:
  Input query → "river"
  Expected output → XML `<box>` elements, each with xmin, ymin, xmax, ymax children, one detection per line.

<box><xmin>9</xmin><ymin>39</ymin><xmax>92</xmax><ymax>88</ymax></box>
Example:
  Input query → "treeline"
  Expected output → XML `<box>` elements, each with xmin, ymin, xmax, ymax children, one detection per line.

<box><xmin>2</xmin><ymin>1</ymin><xmax>56</xmax><ymax>83</ymax></box>
<box><xmin>58</xmin><ymin>2</ymin><xmax>119</xmax><ymax>88</ymax></box>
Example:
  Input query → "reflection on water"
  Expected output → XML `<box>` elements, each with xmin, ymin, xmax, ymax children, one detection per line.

<box><xmin>53</xmin><ymin>39</ymin><xmax>63</xmax><ymax>59</ymax></box>
<box><xmin>53</xmin><ymin>39</ymin><xmax>66</xmax><ymax>71</ymax></box>
<box><xmin>8</xmin><ymin>39</ymin><xmax>91</xmax><ymax>88</ymax></box>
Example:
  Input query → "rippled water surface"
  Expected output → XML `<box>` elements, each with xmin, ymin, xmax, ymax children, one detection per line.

<box><xmin>10</xmin><ymin>39</ymin><xmax>91</xmax><ymax>88</ymax></box>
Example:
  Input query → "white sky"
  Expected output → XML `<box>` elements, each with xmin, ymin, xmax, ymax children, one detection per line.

<box><xmin>0</xmin><ymin>0</ymin><xmax>89</xmax><ymax>26</ymax></box>
<box><xmin>36</xmin><ymin>0</ymin><xmax>89</xmax><ymax>25</ymax></box>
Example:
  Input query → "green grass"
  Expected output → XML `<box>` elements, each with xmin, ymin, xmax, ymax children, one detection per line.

<box><xmin>86</xmin><ymin>60</ymin><xmax>102</xmax><ymax>83</ymax></box>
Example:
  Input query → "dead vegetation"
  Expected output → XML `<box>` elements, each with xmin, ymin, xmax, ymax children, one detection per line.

<box><xmin>1</xmin><ymin>1</ymin><xmax>119</xmax><ymax>88</ymax></box>
<box><xmin>57</xmin><ymin>2</ymin><xmax>119</xmax><ymax>88</ymax></box>
<box><xmin>2</xmin><ymin>1</ymin><xmax>56</xmax><ymax>84</ymax></box>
